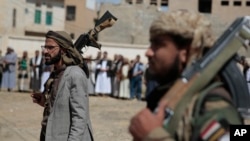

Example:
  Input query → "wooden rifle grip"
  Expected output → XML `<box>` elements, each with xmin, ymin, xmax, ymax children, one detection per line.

<box><xmin>159</xmin><ymin>74</ymin><xmax>199</xmax><ymax>110</ymax></box>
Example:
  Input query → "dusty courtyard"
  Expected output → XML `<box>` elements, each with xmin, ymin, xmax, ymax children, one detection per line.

<box><xmin>0</xmin><ymin>91</ymin><xmax>146</xmax><ymax>141</ymax></box>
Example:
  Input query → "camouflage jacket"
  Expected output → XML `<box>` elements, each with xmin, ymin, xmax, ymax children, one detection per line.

<box><xmin>145</xmin><ymin>82</ymin><xmax>243</xmax><ymax>141</ymax></box>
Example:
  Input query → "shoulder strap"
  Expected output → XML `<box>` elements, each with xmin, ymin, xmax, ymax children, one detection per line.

<box><xmin>191</xmin><ymin>82</ymin><xmax>243</xmax><ymax>140</ymax></box>
<box><xmin>80</xmin><ymin>62</ymin><xmax>89</xmax><ymax>78</ymax></box>
<box><xmin>165</xmin><ymin>82</ymin><xmax>223</xmax><ymax>137</ymax></box>
<box><xmin>193</xmin><ymin>82</ymin><xmax>223</xmax><ymax>119</ymax></box>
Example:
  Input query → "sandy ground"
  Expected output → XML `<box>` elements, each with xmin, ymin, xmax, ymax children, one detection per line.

<box><xmin>0</xmin><ymin>91</ymin><xmax>146</xmax><ymax>141</ymax></box>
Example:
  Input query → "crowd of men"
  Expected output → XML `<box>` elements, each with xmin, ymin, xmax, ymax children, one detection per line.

<box><xmin>0</xmin><ymin>47</ymin><xmax>157</xmax><ymax>100</ymax></box>
<box><xmin>85</xmin><ymin>51</ymin><xmax>158</xmax><ymax>100</ymax></box>
<box><xmin>0</xmin><ymin>48</ymin><xmax>52</xmax><ymax>93</ymax></box>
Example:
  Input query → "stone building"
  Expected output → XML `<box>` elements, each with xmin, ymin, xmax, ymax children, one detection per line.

<box><xmin>0</xmin><ymin>0</ymin><xmax>96</xmax><ymax>56</ymax></box>
<box><xmin>64</xmin><ymin>0</ymin><xmax>97</xmax><ymax>39</ymax></box>
<box><xmin>98</xmin><ymin>0</ymin><xmax>250</xmax><ymax>45</ymax></box>
<box><xmin>0</xmin><ymin>0</ymin><xmax>65</xmax><ymax>37</ymax></box>
<box><xmin>125</xmin><ymin>0</ymin><xmax>250</xmax><ymax>23</ymax></box>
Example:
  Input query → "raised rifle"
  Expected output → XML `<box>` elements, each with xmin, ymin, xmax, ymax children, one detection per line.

<box><xmin>72</xmin><ymin>11</ymin><xmax>117</xmax><ymax>78</ymax></box>
<box><xmin>159</xmin><ymin>16</ymin><xmax>250</xmax><ymax>135</ymax></box>
<box><xmin>74</xmin><ymin>11</ymin><xmax>117</xmax><ymax>54</ymax></box>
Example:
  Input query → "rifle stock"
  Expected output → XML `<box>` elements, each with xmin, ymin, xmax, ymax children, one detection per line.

<box><xmin>74</xmin><ymin>11</ymin><xmax>117</xmax><ymax>54</ymax></box>
<box><xmin>159</xmin><ymin>16</ymin><xmax>250</xmax><ymax>130</ymax></box>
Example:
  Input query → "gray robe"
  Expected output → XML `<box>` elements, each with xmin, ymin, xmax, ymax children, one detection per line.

<box><xmin>45</xmin><ymin>66</ymin><xmax>94</xmax><ymax>141</ymax></box>
<box><xmin>2</xmin><ymin>52</ymin><xmax>17</xmax><ymax>89</ymax></box>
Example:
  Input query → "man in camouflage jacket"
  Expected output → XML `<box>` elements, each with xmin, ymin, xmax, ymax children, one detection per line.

<box><xmin>129</xmin><ymin>10</ymin><xmax>243</xmax><ymax>141</ymax></box>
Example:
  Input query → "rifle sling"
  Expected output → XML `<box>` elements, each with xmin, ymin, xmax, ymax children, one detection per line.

<box><xmin>164</xmin><ymin>82</ymin><xmax>223</xmax><ymax>137</ymax></box>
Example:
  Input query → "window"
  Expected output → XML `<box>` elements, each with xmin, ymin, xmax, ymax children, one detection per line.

<box><xmin>47</xmin><ymin>3</ymin><xmax>52</xmax><ymax>8</ymax></box>
<box><xmin>234</xmin><ymin>1</ymin><xmax>242</xmax><ymax>6</ymax></box>
<box><xmin>160</xmin><ymin>0</ymin><xmax>168</xmax><ymax>11</ymax></box>
<box><xmin>150</xmin><ymin>0</ymin><xmax>157</xmax><ymax>5</ymax></box>
<box><xmin>36</xmin><ymin>2</ymin><xmax>41</xmax><ymax>7</ymax></box>
<box><xmin>136</xmin><ymin>0</ymin><xmax>143</xmax><ymax>4</ymax></box>
<box><xmin>126</xmin><ymin>0</ymin><xmax>132</xmax><ymax>4</ymax></box>
<box><xmin>46</xmin><ymin>11</ymin><xmax>52</xmax><ymax>25</ymax></box>
<box><xmin>161</xmin><ymin>0</ymin><xmax>168</xmax><ymax>6</ymax></box>
<box><xmin>13</xmin><ymin>9</ymin><xmax>16</xmax><ymax>27</ymax></box>
<box><xmin>221</xmin><ymin>1</ymin><xmax>229</xmax><ymax>6</ymax></box>
<box><xmin>66</xmin><ymin>6</ymin><xmax>76</xmax><ymax>21</ymax></box>
<box><xmin>34</xmin><ymin>10</ymin><xmax>41</xmax><ymax>24</ymax></box>
<box><xmin>246</xmin><ymin>1</ymin><xmax>250</xmax><ymax>6</ymax></box>
<box><xmin>199</xmin><ymin>0</ymin><xmax>212</xmax><ymax>13</ymax></box>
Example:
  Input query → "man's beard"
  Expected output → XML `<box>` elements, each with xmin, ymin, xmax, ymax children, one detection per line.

<box><xmin>45</xmin><ymin>51</ymin><xmax>61</xmax><ymax>65</ymax></box>
<box><xmin>154</xmin><ymin>56</ymin><xmax>180</xmax><ymax>85</ymax></box>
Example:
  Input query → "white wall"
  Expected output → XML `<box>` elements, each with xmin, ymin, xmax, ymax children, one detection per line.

<box><xmin>0</xmin><ymin>35</ymin><xmax>149</xmax><ymax>63</ymax></box>
<box><xmin>8</xmin><ymin>36</ymin><xmax>45</xmax><ymax>57</ymax></box>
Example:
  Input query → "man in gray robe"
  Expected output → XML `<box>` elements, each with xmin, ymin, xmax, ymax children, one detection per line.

<box><xmin>2</xmin><ymin>47</ymin><xmax>18</xmax><ymax>92</ymax></box>
<box><xmin>31</xmin><ymin>30</ymin><xmax>94</xmax><ymax>141</ymax></box>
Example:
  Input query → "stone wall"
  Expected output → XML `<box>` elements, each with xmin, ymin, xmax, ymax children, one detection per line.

<box><xmin>98</xmin><ymin>3</ymin><xmax>162</xmax><ymax>45</ymax></box>
<box><xmin>97</xmin><ymin>3</ymin><xmax>250</xmax><ymax>57</ymax></box>
<box><xmin>98</xmin><ymin>3</ymin><xmax>230</xmax><ymax>44</ymax></box>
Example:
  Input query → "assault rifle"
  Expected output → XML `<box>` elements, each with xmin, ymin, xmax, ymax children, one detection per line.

<box><xmin>74</xmin><ymin>11</ymin><xmax>117</xmax><ymax>54</ymax></box>
<box><xmin>160</xmin><ymin>16</ymin><xmax>250</xmax><ymax>134</ymax></box>
<box><xmin>72</xmin><ymin>11</ymin><xmax>117</xmax><ymax>78</ymax></box>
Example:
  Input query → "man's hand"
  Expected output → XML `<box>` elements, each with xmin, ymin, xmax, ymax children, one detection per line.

<box><xmin>129</xmin><ymin>101</ymin><xmax>167</xmax><ymax>141</ymax></box>
<box><xmin>31</xmin><ymin>93</ymin><xmax>45</xmax><ymax>107</ymax></box>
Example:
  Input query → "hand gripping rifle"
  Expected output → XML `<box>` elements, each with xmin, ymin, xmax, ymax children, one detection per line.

<box><xmin>159</xmin><ymin>16</ymin><xmax>250</xmax><ymax>135</ymax></box>
<box><xmin>74</xmin><ymin>11</ymin><xmax>117</xmax><ymax>53</ymax></box>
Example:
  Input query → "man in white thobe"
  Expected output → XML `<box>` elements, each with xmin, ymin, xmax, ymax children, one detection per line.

<box><xmin>95</xmin><ymin>51</ymin><xmax>112</xmax><ymax>96</ymax></box>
